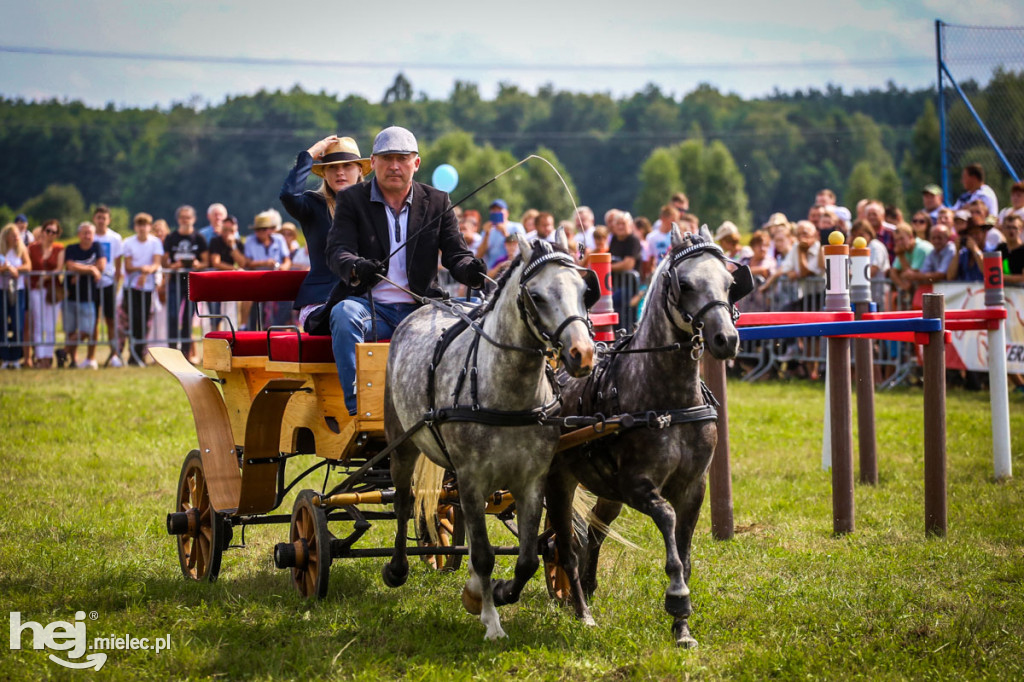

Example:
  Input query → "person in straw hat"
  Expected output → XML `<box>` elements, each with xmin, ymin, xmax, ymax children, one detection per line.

<box><xmin>280</xmin><ymin>135</ymin><xmax>371</xmax><ymax>332</ymax></box>
<box><xmin>714</xmin><ymin>220</ymin><xmax>752</xmax><ymax>261</ymax></box>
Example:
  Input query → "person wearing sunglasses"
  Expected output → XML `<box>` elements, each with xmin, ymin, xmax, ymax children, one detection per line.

<box><xmin>27</xmin><ymin>220</ymin><xmax>65</xmax><ymax>368</ymax></box>
<box><xmin>909</xmin><ymin>211</ymin><xmax>933</xmax><ymax>240</ymax></box>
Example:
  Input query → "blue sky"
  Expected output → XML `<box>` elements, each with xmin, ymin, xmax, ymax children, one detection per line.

<box><xmin>0</xmin><ymin>0</ymin><xmax>1019</xmax><ymax>109</ymax></box>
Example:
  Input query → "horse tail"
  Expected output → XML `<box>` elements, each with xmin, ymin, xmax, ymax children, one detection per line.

<box><xmin>571</xmin><ymin>487</ymin><xmax>639</xmax><ymax>550</ymax></box>
<box><xmin>412</xmin><ymin>454</ymin><xmax>446</xmax><ymax>545</ymax></box>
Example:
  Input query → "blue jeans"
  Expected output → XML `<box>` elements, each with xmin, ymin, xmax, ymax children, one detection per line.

<box><xmin>330</xmin><ymin>297</ymin><xmax>419</xmax><ymax>415</ymax></box>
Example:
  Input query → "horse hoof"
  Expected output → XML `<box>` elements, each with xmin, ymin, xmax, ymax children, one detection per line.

<box><xmin>484</xmin><ymin>625</ymin><xmax>507</xmax><ymax>640</ymax></box>
<box><xmin>676</xmin><ymin>634</ymin><xmax>699</xmax><ymax>649</ymax></box>
<box><xmin>461</xmin><ymin>585</ymin><xmax>483</xmax><ymax>615</ymax></box>
<box><xmin>582</xmin><ymin>614</ymin><xmax>597</xmax><ymax>627</ymax></box>
<box><xmin>492</xmin><ymin>579</ymin><xmax>519</xmax><ymax>607</ymax></box>
<box><xmin>665</xmin><ymin>593</ymin><xmax>692</xmax><ymax>618</ymax></box>
<box><xmin>381</xmin><ymin>563</ymin><xmax>408</xmax><ymax>588</ymax></box>
<box><xmin>674</xmin><ymin>622</ymin><xmax>698</xmax><ymax>649</ymax></box>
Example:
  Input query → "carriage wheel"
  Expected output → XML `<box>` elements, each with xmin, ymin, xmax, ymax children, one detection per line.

<box><xmin>174</xmin><ymin>450</ymin><xmax>225</xmax><ymax>582</ymax></box>
<box><xmin>418</xmin><ymin>503</ymin><xmax>465</xmax><ymax>572</ymax></box>
<box><xmin>286</xmin><ymin>490</ymin><xmax>332</xmax><ymax>599</ymax></box>
<box><xmin>542</xmin><ymin>514</ymin><xmax>572</xmax><ymax>603</ymax></box>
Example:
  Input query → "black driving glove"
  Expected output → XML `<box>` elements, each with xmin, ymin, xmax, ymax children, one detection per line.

<box><xmin>354</xmin><ymin>258</ymin><xmax>386</xmax><ymax>285</ymax></box>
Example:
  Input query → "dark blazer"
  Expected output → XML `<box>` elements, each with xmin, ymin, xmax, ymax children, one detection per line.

<box><xmin>278</xmin><ymin>151</ymin><xmax>340</xmax><ymax>309</ymax></box>
<box><xmin>323</xmin><ymin>179</ymin><xmax>476</xmax><ymax>305</ymax></box>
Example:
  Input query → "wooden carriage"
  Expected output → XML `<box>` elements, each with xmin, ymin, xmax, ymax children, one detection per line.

<box><xmin>156</xmin><ymin>270</ymin><xmax>592</xmax><ymax>598</ymax></box>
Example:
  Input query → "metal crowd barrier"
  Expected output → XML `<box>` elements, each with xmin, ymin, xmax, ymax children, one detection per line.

<box><xmin>733</xmin><ymin>275</ymin><xmax>920</xmax><ymax>387</ymax></box>
<box><xmin>1</xmin><ymin>270</ymin><xmax>264</xmax><ymax>367</ymax></box>
<box><xmin>611</xmin><ymin>271</ymin><xmax>640</xmax><ymax>333</ymax></box>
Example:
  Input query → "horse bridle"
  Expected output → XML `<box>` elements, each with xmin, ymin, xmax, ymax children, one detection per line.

<box><xmin>660</xmin><ymin>242</ymin><xmax>738</xmax><ymax>357</ymax></box>
<box><xmin>516</xmin><ymin>248</ymin><xmax>600</xmax><ymax>355</ymax></box>
<box><xmin>598</xmin><ymin>239</ymin><xmax>753</xmax><ymax>361</ymax></box>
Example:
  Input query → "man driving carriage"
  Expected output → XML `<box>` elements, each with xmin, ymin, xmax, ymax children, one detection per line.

<box><xmin>319</xmin><ymin>126</ymin><xmax>487</xmax><ymax>416</ymax></box>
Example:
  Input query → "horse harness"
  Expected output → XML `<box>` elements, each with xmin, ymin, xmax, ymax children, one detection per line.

<box><xmin>421</xmin><ymin>244</ymin><xmax>601</xmax><ymax>464</ymax></box>
<box><xmin>569</xmin><ymin>239</ymin><xmax>755</xmax><ymax>444</ymax></box>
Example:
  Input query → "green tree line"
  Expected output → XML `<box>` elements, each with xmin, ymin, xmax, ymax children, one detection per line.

<box><xmin>1</xmin><ymin>71</ymin><xmax>1021</xmax><ymax>237</ymax></box>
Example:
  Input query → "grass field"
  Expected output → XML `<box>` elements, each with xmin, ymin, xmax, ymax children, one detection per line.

<box><xmin>2</xmin><ymin>367</ymin><xmax>1022</xmax><ymax>681</ymax></box>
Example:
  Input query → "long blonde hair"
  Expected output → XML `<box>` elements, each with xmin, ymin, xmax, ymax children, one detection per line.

<box><xmin>1</xmin><ymin>223</ymin><xmax>29</xmax><ymax>262</ymax></box>
<box><xmin>319</xmin><ymin>181</ymin><xmax>338</xmax><ymax>220</ymax></box>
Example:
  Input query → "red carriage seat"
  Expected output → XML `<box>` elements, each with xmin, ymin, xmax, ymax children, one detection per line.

<box><xmin>189</xmin><ymin>270</ymin><xmax>308</xmax><ymax>303</ymax></box>
<box><xmin>268</xmin><ymin>332</ymin><xmax>336</xmax><ymax>363</ymax></box>
<box><xmin>189</xmin><ymin>270</ymin><xmax>388</xmax><ymax>363</ymax></box>
<box><xmin>190</xmin><ymin>270</ymin><xmax>311</xmax><ymax>357</ymax></box>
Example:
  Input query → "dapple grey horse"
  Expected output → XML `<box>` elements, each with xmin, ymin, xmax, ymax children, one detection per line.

<box><xmin>546</xmin><ymin>225</ymin><xmax>747</xmax><ymax>648</ymax></box>
<box><xmin>383</xmin><ymin>229</ymin><xmax>597</xmax><ymax>640</ymax></box>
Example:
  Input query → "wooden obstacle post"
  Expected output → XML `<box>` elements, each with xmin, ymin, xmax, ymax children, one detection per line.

<box><xmin>983</xmin><ymin>252</ymin><xmax>1012</xmax><ymax>480</ymax></box>
<box><xmin>588</xmin><ymin>253</ymin><xmax>618</xmax><ymax>343</ymax></box>
<box><xmin>922</xmin><ymin>293</ymin><xmax>947</xmax><ymax>536</ymax></box>
<box><xmin>704</xmin><ymin>357</ymin><xmax>734</xmax><ymax>541</ymax></box>
<box><xmin>823</xmin><ymin>232</ymin><xmax>854</xmax><ymax>534</ymax></box>
<box><xmin>849</xmin><ymin>237</ymin><xmax>878</xmax><ymax>485</ymax></box>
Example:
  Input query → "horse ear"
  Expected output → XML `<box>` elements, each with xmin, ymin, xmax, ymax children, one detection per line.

<box><xmin>554</xmin><ymin>225</ymin><xmax>569</xmax><ymax>251</ymax></box>
<box><xmin>515</xmin><ymin>230</ymin><xmax>533</xmax><ymax>261</ymax></box>
<box><xmin>698</xmin><ymin>224</ymin><xmax>714</xmax><ymax>242</ymax></box>
<box><xmin>670</xmin><ymin>223</ymin><xmax>686</xmax><ymax>248</ymax></box>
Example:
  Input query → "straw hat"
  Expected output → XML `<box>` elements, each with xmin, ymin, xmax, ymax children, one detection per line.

<box><xmin>252</xmin><ymin>210</ymin><xmax>281</xmax><ymax>230</ymax></box>
<box><xmin>714</xmin><ymin>221</ymin><xmax>740</xmax><ymax>242</ymax></box>
<box><xmin>311</xmin><ymin>137</ymin><xmax>371</xmax><ymax>177</ymax></box>
<box><xmin>762</xmin><ymin>212</ymin><xmax>790</xmax><ymax>230</ymax></box>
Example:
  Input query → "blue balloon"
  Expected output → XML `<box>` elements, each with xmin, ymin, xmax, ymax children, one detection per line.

<box><xmin>432</xmin><ymin>164</ymin><xmax>459</xmax><ymax>193</ymax></box>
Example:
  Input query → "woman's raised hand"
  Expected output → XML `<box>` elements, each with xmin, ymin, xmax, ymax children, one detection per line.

<box><xmin>307</xmin><ymin>134</ymin><xmax>340</xmax><ymax>159</ymax></box>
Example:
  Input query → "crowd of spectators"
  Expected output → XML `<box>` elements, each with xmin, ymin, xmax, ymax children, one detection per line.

<box><xmin>0</xmin><ymin>202</ymin><xmax>311</xmax><ymax>369</ymax></box>
<box><xmin>2</xmin><ymin>161</ymin><xmax>1021</xmax><ymax>392</ymax></box>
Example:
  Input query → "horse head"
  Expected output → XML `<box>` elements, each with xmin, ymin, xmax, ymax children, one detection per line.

<box><xmin>513</xmin><ymin>227</ymin><xmax>596</xmax><ymax>377</ymax></box>
<box><xmin>654</xmin><ymin>224</ymin><xmax>750</xmax><ymax>360</ymax></box>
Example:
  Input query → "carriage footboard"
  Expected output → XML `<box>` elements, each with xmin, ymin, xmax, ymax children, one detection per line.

<box><xmin>150</xmin><ymin>346</ymin><xmax>242</xmax><ymax>513</ymax></box>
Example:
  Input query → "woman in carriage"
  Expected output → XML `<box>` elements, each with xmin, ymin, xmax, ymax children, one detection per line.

<box><xmin>280</xmin><ymin>134</ymin><xmax>371</xmax><ymax>334</ymax></box>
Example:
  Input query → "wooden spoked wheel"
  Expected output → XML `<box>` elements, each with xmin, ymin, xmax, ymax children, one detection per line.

<box><xmin>419</xmin><ymin>503</ymin><xmax>465</xmax><ymax>572</ymax></box>
<box><xmin>175</xmin><ymin>450</ymin><xmax>224</xmax><ymax>582</ymax></box>
<box><xmin>288</xmin><ymin>490</ymin><xmax>332</xmax><ymax>599</ymax></box>
<box><xmin>542</xmin><ymin>515</ymin><xmax>572</xmax><ymax>603</ymax></box>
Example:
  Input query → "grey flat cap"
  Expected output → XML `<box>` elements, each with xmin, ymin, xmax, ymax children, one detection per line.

<box><xmin>372</xmin><ymin>126</ymin><xmax>418</xmax><ymax>155</ymax></box>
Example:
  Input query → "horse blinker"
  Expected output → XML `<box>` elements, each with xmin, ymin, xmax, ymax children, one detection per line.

<box><xmin>728</xmin><ymin>265</ymin><xmax>755</xmax><ymax>305</ymax></box>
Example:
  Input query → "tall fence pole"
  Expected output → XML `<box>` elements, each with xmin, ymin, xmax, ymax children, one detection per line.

<box><xmin>983</xmin><ymin>253</ymin><xmax>1012</xmax><ymax>480</ymax></box>
<box><xmin>850</xmin><ymin>238</ymin><xmax>878</xmax><ymax>485</ymax></box>
<box><xmin>922</xmin><ymin>294</ymin><xmax>947</xmax><ymax>536</ymax></box>
<box><xmin>823</xmin><ymin>233</ymin><xmax>854</xmax><ymax>534</ymax></box>
<box><xmin>704</xmin><ymin>357</ymin><xmax>734</xmax><ymax>541</ymax></box>
<box><xmin>936</xmin><ymin>20</ymin><xmax>950</xmax><ymax>199</ymax></box>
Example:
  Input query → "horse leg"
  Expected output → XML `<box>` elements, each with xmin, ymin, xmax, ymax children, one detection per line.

<box><xmin>580</xmin><ymin>497</ymin><xmax>623</xmax><ymax>600</ymax></box>
<box><xmin>666</xmin><ymin>476</ymin><xmax>709</xmax><ymax>649</ymax></box>
<box><xmin>459</xmin><ymin>486</ymin><xmax>505</xmax><ymax>640</ymax></box>
<box><xmin>628</xmin><ymin>481</ymin><xmax>694</xmax><ymax>645</ymax></box>
<box><xmin>382</xmin><ymin>440</ymin><xmax>419</xmax><ymax>588</ymax></box>
<box><xmin>493</xmin><ymin>481</ymin><xmax>543</xmax><ymax>608</ymax></box>
<box><xmin>544</xmin><ymin>471</ymin><xmax>595</xmax><ymax>625</ymax></box>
